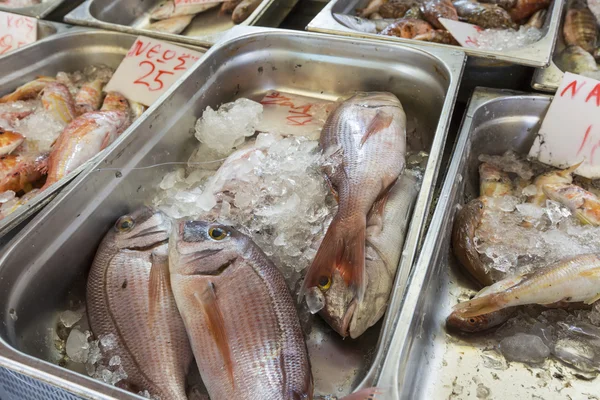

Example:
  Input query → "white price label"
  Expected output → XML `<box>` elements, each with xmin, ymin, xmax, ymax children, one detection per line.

<box><xmin>0</xmin><ymin>11</ymin><xmax>36</xmax><ymax>55</ymax></box>
<box><xmin>438</xmin><ymin>18</ymin><xmax>483</xmax><ymax>48</ymax></box>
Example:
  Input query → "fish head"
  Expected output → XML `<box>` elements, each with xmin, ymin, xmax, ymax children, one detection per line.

<box><xmin>347</xmin><ymin>91</ymin><xmax>402</xmax><ymax>108</ymax></box>
<box><xmin>111</xmin><ymin>207</ymin><xmax>171</xmax><ymax>250</ymax></box>
<box><xmin>169</xmin><ymin>220</ymin><xmax>246</xmax><ymax>276</ymax></box>
<box><xmin>101</xmin><ymin>92</ymin><xmax>130</xmax><ymax>112</ymax></box>
<box><xmin>150</xmin><ymin>1</ymin><xmax>175</xmax><ymax>19</ymax></box>
<box><xmin>446</xmin><ymin>310</ymin><xmax>495</xmax><ymax>333</ymax></box>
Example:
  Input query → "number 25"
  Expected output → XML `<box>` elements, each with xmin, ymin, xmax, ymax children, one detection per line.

<box><xmin>134</xmin><ymin>61</ymin><xmax>174</xmax><ymax>91</ymax></box>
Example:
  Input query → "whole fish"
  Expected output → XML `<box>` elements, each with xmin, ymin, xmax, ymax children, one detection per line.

<box><xmin>221</xmin><ymin>0</ymin><xmax>242</xmax><ymax>14</ymax></box>
<box><xmin>543</xmin><ymin>183</ymin><xmax>600</xmax><ymax>226</ymax></box>
<box><xmin>358</xmin><ymin>0</ymin><xmax>388</xmax><ymax>17</ymax></box>
<box><xmin>42</xmin><ymin>93</ymin><xmax>130</xmax><ymax>190</ymax></box>
<box><xmin>0</xmin><ymin>76</ymin><xmax>55</xmax><ymax>104</ymax></box>
<box><xmin>379</xmin><ymin>0</ymin><xmax>419</xmax><ymax>18</ymax></box>
<box><xmin>0</xmin><ymin>153</ymin><xmax>46</xmax><ymax>193</ymax></box>
<box><xmin>413</xmin><ymin>29</ymin><xmax>459</xmax><ymax>44</ymax></box>
<box><xmin>147</xmin><ymin>15</ymin><xmax>194</xmax><ymax>34</ymax></box>
<box><xmin>311</xmin><ymin>171</ymin><xmax>420</xmax><ymax>338</ymax></box>
<box><xmin>301</xmin><ymin>92</ymin><xmax>406</xmax><ymax>304</ymax></box>
<box><xmin>150</xmin><ymin>0</ymin><xmax>220</xmax><ymax>20</ymax></box>
<box><xmin>480</xmin><ymin>162</ymin><xmax>512</xmax><ymax>197</ymax></box>
<box><xmin>232</xmin><ymin>0</ymin><xmax>262</xmax><ymax>24</ymax></box>
<box><xmin>333</xmin><ymin>13</ymin><xmax>396</xmax><ymax>34</ymax></box>
<box><xmin>453</xmin><ymin>253</ymin><xmax>600</xmax><ymax>318</ymax></box>
<box><xmin>528</xmin><ymin>162</ymin><xmax>580</xmax><ymax>205</ymax></box>
<box><xmin>563</xmin><ymin>0</ymin><xmax>597</xmax><ymax>53</ymax></box>
<box><xmin>453</xmin><ymin>0</ymin><xmax>516</xmax><ymax>29</ymax></box>
<box><xmin>380</xmin><ymin>18</ymin><xmax>434</xmax><ymax>38</ymax></box>
<box><xmin>479</xmin><ymin>0</ymin><xmax>517</xmax><ymax>10</ymax></box>
<box><xmin>524</xmin><ymin>8</ymin><xmax>547</xmax><ymax>28</ymax></box>
<box><xmin>87</xmin><ymin>208</ymin><xmax>192</xmax><ymax>399</ymax></box>
<box><xmin>0</xmin><ymin>131</ymin><xmax>24</xmax><ymax>155</ymax></box>
<box><xmin>41</xmin><ymin>82</ymin><xmax>78</xmax><ymax>124</ymax></box>
<box><xmin>422</xmin><ymin>0</ymin><xmax>459</xmax><ymax>29</ymax></box>
<box><xmin>508</xmin><ymin>0</ymin><xmax>550</xmax><ymax>22</ymax></box>
<box><xmin>75</xmin><ymin>78</ymin><xmax>104</xmax><ymax>115</ymax></box>
<box><xmin>169</xmin><ymin>220</ymin><xmax>313</xmax><ymax>400</ymax></box>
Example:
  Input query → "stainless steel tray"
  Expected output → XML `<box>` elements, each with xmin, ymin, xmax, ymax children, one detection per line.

<box><xmin>531</xmin><ymin>2</ymin><xmax>567</xmax><ymax>92</ymax></box>
<box><xmin>64</xmin><ymin>0</ymin><xmax>299</xmax><ymax>49</ymax></box>
<box><xmin>308</xmin><ymin>0</ymin><xmax>564</xmax><ymax>68</ymax></box>
<box><xmin>378</xmin><ymin>87</ymin><xmax>600</xmax><ymax>399</ymax></box>
<box><xmin>0</xmin><ymin>29</ymin><xmax>465</xmax><ymax>399</ymax></box>
<box><xmin>0</xmin><ymin>28</ymin><xmax>204</xmax><ymax>242</ymax></box>
<box><xmin>0</xmin><ymin>0</ymin><xmax>65</xmax><ymax>18</ymax></box>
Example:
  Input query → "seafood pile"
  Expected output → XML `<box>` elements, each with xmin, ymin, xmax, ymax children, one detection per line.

<box><xmin>54</xmin><ymin>91</ymin><xmax>428</xmax><ymax>398</ymax></box>
<box><xmin>554</xmin><ymin>0</ymin><xmax>600</xmax><ymax>78</ymax></box>
<box><xmin>148</xmin><ymin>0</ymin><xmax>265</xmax><ymax>34</ymax></box>
<box><xmin>0</xmin><ymin>66</ymin><xmax>144</xmax><ymax>220</ymax></box>
<box><xmin>335</xmin><ymin>0</ymin><xmax>549</xmax><ymax>50</ymax></box>
<box><xmin>449</xmin><ymin>151</ymin><xmax>600</xmax><ymax>373</ymax></box>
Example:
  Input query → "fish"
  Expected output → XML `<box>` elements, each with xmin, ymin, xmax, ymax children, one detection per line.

<box><xmin>0</xmin><ymin>76</ymin><xmax>55</xmax><ymax>104</ymax></box>
<box><xmin>333</xmin><ymin>13</ymin><xmax>396</xmax><ymax>34</ymax></box>
<box><xmin>380</xmin><ymin>18</ymin><xmax>434</xmax><ymax>38</ymax></box>
<box><xmin>555</xmin><ymin>45</ymin><xmax>598</xmax><ymax>75</ymax></box>
<box><xmin>87</xmin><ymin>208</ymin><xmax>192</xmax><ymax>399</ymax></box>
<box><xmin>41</xmin><ymin>82</ymin><xmax>78</xmax><ymax>124</ymax></box>
<box><xmin>169</xmin><ymin>220</ymin><xmax>313</xmax><ymax>400</ymax></box>
<box><xmin>358</xmin><ymin>0</ymin><xmax>388</xmax><ymax>17</ymax></box>
<box><xmin>147</xmin><ymin>15</ymin><xmax>195</xmax><ymax>34</ymax></box>
<box><xmin>221</xmin><ymin>0</ymin><xmax>242</xmax><ymax>14</ymax></box>
<box><xmin>403</xmin><ymin>6</ymin><xmax>424</xmax><ymax>19</ymax></box>
<box><xmin>528</xmin><ymin>162</ymin><xmax>580</xmax><ymax>205</ymax></box>
<box><xmin>0</xmin><ymin>131</ymin><xmax>24</xmax><ymax>155</ymax></box>
<box><xmin>301</xmin><ymin>92</ymin><xmax>406</xmax><ymax>304</ymax></box>
<box><xmin>150</xmin><ymin>0</ymin><xmax>220</xmax><ymax>20</ymax></box>
<box><xmin>508</xmin><ymin>0</ymin><xmax>550</xmax><ymax>22</ymax></box>
<box><xmin>453</xmin><ymin>253</ymin><xmax>600</xmax><ymax>318</ymax></box>
<box><xmin>422</xmin><ymin>0</ymin><xmax>459</xmax><ymax>29</ymax></box>
<box><xmin>129</xmin><ymin>101</ymin><xmax>147</xmax><ymax>122</ymax></box>
<box><xmin>479</xmin><ymin>0</ymin><xmax>517</xmax><ymax>10</ymax></box>
<box><xmin>100</xmin><ymin>91</ymin><xmax>130</xmax><ymax>113</ymax></box>
<box><xmin>74</xmin><ymin>78</ymin><xmax>104</xmax><ymax>115</ymax></box>
<box><xmin>452</xmin><ymin>198</ymin><xmax>494</xmax><ymax>286</ymax></box>
<box><xmin>480</xmin><ymin>162</ymin><xmax>512</xmax><ymax>197</ymax></box>
<box><xmin>232</xmin><ymin>0</ymin><xmax>262</xmax><ymax>24</ymax></box>
<box><xmin>543</xmin><ymin>183</ymin><xmax>600</xmax><ymax>226</ymax></box>
<box><xmin>0</xmin><ymin>153</ymin><xmax>46</xmax><ymax>193</ymax></box>
<box><xmin>379</xmin><ymin>0</ymin><xmax>418</xmax><ymax>18</ymax></box>
<box><xmin>453</xmin><ymin>0</ymin><xmax>517</xmax><ymax>29</ymax></box>
<box><xmin>563</xmin><ymin>0</ymin><xmax>597</xmax><ymax>53</ymax></box>
<box><xmin>524</xmin><ymin>8</ymin><xmax>547</xmax><ymax>28</ymax></box>
<box><xmin>310</xmin><ymin>171</ymin><xmax>420</xmax><ymax>338</ymax></box>
<box><xmin>42</xmin><ymin>95</ymin><xmax>130</xmax><ymax>190</ymax></box>
<box><xmin>413</xmin><ymin>29</ymin><xmax>459</xmax><ymax>44</ymax></box>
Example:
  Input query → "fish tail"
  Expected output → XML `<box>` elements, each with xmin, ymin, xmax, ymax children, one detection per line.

<box><xmin>452</xmin><ymin>293</ymin><xmax>504</xmax><ymax>318</ymax></box>
<box><xmin>340</xmin><ymin>387</ymin><xmax>385</xmax><ymax>400</ymax></box>
<box><xmin>301</xmin><ymin>213</ymin><xmax>367</xmax><ymax>303</ymax></box>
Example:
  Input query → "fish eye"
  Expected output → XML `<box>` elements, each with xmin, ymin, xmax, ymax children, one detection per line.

<box><xmin>469</xmin><ymin>318</ymin><xmax>476</xmax><ymax>324</ymax></box>
<box><xmin>208</xmin><ymin>227</ymin><xmax>228</xmax><ymax>241</ymax></box>
<box><xmin>115</xmin><ymin>216</ymin><xmax>135</xmax><ymax>232</ymax></box>
<box><xmin>317</xmin><ymin>275</ymin><xmax>332</xmax><ymax>291</ymax></box>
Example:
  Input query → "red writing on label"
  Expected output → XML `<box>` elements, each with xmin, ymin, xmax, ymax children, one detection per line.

<box><xmin>261</xmin><ymin>91</ymin><xmax>315</xmax><ymax>126</ymax></box>
<box><xmin>575</xmin><ymin>124</ymin><xmax>600</xmax><ymax>165</ymax></box>
<box><xmin>0</xmin><ymin>12</ymin><xmax>36</xmax><ymax>55</ymax></box>
<box><xmin>464</xmin><ymin>35</ymin><xmax>479</xmax><ymax>47</ymax></box>
<box><xmin>559</xmin><ymin>79</ymin><xmax>600</xmax><ymax>107</ymax></box>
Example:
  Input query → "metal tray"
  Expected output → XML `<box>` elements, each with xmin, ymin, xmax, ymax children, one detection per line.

<box><xmin>308</xmin><ymin>0</ymin><xmax>563</xmax><ymax>68</ymax></box>
<box><xmin>531</xmin><ymin>2</ymin><xmax>567</xmax><ymax>92</ymax></box>
<box><xmin>0</xmin><ymin>0</ymin><xmax>65</xmax><ymax>18</ymax></box>
<box><xmin>0</xmin><ymin>28</ymin><xmax>204</xmax><ymax>242</ymax></box>
<box><xmin>377</xmin><ymin>87</ymin><xmax>600</xmax><ymax>399</ymax></box>
<box><xmin>0</xmin><ymin>29</ymin><xmax>465</xmax><ymax>399</ymax></box>
<box><xmin>64</xmin><ymin>0</ymin><xmax>299</xmax><ymax>49</ymax></box>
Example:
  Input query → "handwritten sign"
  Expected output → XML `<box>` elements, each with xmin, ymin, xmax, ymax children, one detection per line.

<box><xmin>0</xmin><ymin>11</ymin><xmax>36</xmax><ymax>56</ymax></box>
<box><xmin>438</xmin><ymin>18</ymin><xmax>483</xmax><ymax>48</ymax></box>
<box><xmin>529</xmin><ymin>72</ymin><xmax>600</xmax><ymax>178</ymax></box>
<box><xmin>104</xmin><ymin>36</ymin><xmax>203</xmax><ymax>107</ymax></box>
<box><xmin>256</xmin><ymin>91</ymin><xmax>337</xmax><ymax>140</ymax></box>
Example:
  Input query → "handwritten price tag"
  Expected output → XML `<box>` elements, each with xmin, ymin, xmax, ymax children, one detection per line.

<box><xmin>438</xmin><ymin>18</ymin><xmax>483</xmax><ymax>48</ymax></box>
<box><xmin>256</xmin><ymin>91</ymin><xmax>337</xmax><ymax>140</ymax></box>
<box><xmin>529</xmin><ymin>72</ymin><xmax>600</xmax><ymax>178</ymax></box>
<box><xmin>104</xmin><ymin>36</ymin><xmax>203</xmax><ymax>107</ymax></box>
<box><xmin>0</xmin><ymin>11</ymin><xmax>36</xmax><ymax>56</ymax></box>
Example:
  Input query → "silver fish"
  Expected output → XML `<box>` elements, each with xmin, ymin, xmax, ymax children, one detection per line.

<box><xmin>147</xmin><ymin>15</ymin><xmax>195</xmax><ymax>34</ymax></box>
<box><xmin>334</xmin><ymin>13</ymin><xmax>398</xmax><ymax>33</ymax></box>
<box><xmin>87</xmin><ymin>208</ymin><xmax>192</xmax><ymax>399</ymax></box>
<box><xmin>150</xmin><ymin>0</ymin><xmax>220</xmax><ymax>20</ymax></box>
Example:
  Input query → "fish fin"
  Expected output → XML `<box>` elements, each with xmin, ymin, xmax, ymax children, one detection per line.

<box><xmin>324</xmin><ymin>175</ymin><xmax>339</xmax><ymax>203</ymax></box>
<box><xmin>368</xmin><ymin>179</ymin><xmax>397</xmax><ymax>221</ymax></box>
<box><xmin>340</xmin><ymin>387</ymin><xmax>385</xmax><ymax>400</ymax></box>
<box><xmin>579</xmin><ymin>267</ymin><xmax>600</xmax><ymax>277</ymax></box>
<box><xmin>585</xmin><ymin>293</ymin><xmax>600</xmax><ymax>305</ymax></box>
<box><xmin>360</xmin><ymin>111</ymin><xmax>393</xmax><ymax>147</ymax></box>
<box><xmin>148</xmin><ymin>251</ymin><xmax>170</xmax><ymax>329</ymax></box>
<box><xmin>301</xmin><ymin>214</ymin><xmax>367</xmax><ymax>303</ymax></box>
<box><xmin>100</xmin><ymin>132</ymin><xmax>113</xmax><ymax>151</ymax></box>
<box><xmin>452</xmin><ymin>294</ymin><xmax>503</xmax><ymax>318</ymax></box>
<box><xmin>558</xmin><ymin>161</ymin><xmax>584</xmax><ymax>177</ymax></box>
<box><xmin>193</xmin><ymin>282</ymin><xmax>235</xmax><ymax>386</ymax></box>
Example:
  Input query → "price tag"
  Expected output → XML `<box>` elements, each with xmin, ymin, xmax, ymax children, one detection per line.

<box><xmin>104</xmin><ymin>36</ymin><xmax>203</xmax><ymax>107</ymax></box>
<box><xmin>256</xmin><ymin>91</ymin><xmax>337</xmax><ymax>140</ymax></box>
<box><xmin>0</xmin><ymin>11</ymin><xmax>36</xmax><ymax>56</ymax></box>
<box><xmin>438</xmin><ymin>18</ymin><xmax>483</xmax><ymax>48</ymax></box>
<box><xmin>528</xmin><ymin>72</ymin><xmax>600</xmax><ymax>178</ymax></box>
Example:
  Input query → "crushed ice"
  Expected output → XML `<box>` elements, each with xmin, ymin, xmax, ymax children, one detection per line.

<box><xmin>475</xmin><ymin>26</ymin><xmax>543</xmax><ymax>51</ymax></box>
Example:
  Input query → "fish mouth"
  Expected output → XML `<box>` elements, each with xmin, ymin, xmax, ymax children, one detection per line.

<box><xmin>129</xmin><ymin>227</ymin><xmax>169</xmax><ymax>239</ymax></box>
<box><xmin>125</xmin><ymin>238</ymin><xmax>168</xmax><ymax>252</ymax></box>
<box><xmin>340</xmin><ymin>299</ymin><xmax>358</xmax><ymax>337</ymax></box>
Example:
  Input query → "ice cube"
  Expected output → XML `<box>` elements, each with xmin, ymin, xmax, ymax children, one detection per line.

<box><xmin>0</xmin><ymin>191</ymin><xmax>15</xmax><ymax>203</ymax></box>
<box><xmin>553</xmin><ymin>338</ymin><xmax>600</xmax><ymax>372</ymax></box>
<box><xmin>516</xmin><ymin>203</ymin><xmax>544</xmax><ymax>220</ymax></box>
<box><xmin>479</xmin><ymin>151</ymin><xmax>535</xmax><ymax>180</ymax></box>
<box><xmin>87</xmin><ymin>340</ymin><xmax>102</xmax><ymax>366</ymax></box>
<box><xmin>100</xmin><ymin>333</ymin><xmax>117</xmax><ymax>350</ymax></box>
<box><xmin>65</xmin><ymin>329</ymin><xmax>90</xmax><ymax>363</ymax></box>
<box><xmin>499</xmin><ymin>333</ymin><xmax>550</xmax><ymax>364</ymax></box>
<box><xmin>305</xmin><ymin>287</ymin><xmax>325</xmax><ymax>314</ymax></box>
<box><xmin>110</xmin><ymin>366</ymin><xmax>127</xmax><ymax>385</ymax></box>
<box><xmin>109</xmin><ymin>355</ymin><xmax>121</xmax><ymax>367</ymax></box>
<box><xmin>159</xmin><ymin>169</ymin><xmax>185</xmax><ymax>190</ymax></box>
<box><xmin>544</xmin><ymin>200</ymin><xmax>571</xmax><ymax>225</ymax></box>
<box><xmin>522</xmin><ymin>185</ymin><xmax>538</xmax><ymax>197</ymax></box>
<box><xmin>476</xmin><ymin>26</ymin><xmax>544</xmax><ymax>52</ymax></box>
<box><xmin>59</xmin><ymin>308</ymin><xmax>84</xmax><ymax>328</ymax></box>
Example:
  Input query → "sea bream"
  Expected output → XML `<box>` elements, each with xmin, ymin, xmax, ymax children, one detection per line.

<box><xmin>87</xmin><ymin>208</ymin><xmax>192</xmax><ymax>399</ymax></box>
<box><xmin>300</xmin><ymin>92</ymin><xmax>406</xmax><ymax>305</ymax></box>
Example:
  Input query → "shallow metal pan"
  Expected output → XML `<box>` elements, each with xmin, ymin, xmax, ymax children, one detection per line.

<box><xmin>0</xmin><ymin>0</ymin><xmax>65</xmax><ymax>18</ymax></box>
<box><xmin>65</xmin><ymin>0</ymin><xmax>299</xmax><ymax>49</ymax></box>
<box><xmin>0</xmin><ymin>28</ymin><xmax>205</xmax><ymax>241</ymax></box>
<box><xmin>308</xmin><ymin>0</ymin><xmax>564</xmax><ymax>68</ymax></box>
<box><xmin>0</xmin><ymin>29</ymin><xmax>465</xmax><ymax>399</ymax></box>
<box><xmin>378</xmin><ymin>87</ymin><xmax>599</xmax><ymax>399</ymax></box>
<box><xmin>531</xmin><ymin>2</ymin><xmax>567</xmax><ymax>92</ymax></box>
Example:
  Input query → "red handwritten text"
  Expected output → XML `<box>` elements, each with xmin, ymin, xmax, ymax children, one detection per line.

<box><xmin>261</xmin><ymin>91</ymin><xmax>315</xmax><ymax>126</ymax></box>
<box><xmin>0</xmin><ymin>11</ymin><xmax>36</xmax><ymax>55</ymax></box>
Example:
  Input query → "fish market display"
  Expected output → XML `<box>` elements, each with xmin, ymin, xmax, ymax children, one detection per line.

<box><xmin>147</xmin><ymin>0</ymin><xmax>264</xmax><ymax>34</ymax></box>
<box><xmin>335</xmin><ymin>0</ymin><xmax>550</xmax><ymax>50</ymax></box>
<box><xmin>448</xmin><ymin>150</ymin><xmax>600</xmax><ymax>376</ymax></box>
<box><xmin>0</xmin><ymin>66</ymin><xmax>142</xmax><ymax>221</ymax></box>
